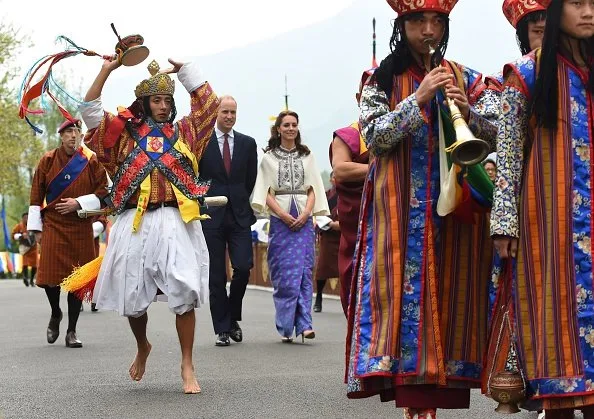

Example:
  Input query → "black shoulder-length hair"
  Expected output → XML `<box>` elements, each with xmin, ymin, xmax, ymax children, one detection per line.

<box><xmin>532</xmin><ymin>0</ymin><xmax>594</xmax><ymax>129</ymax></box>
<box><xmin>127</xmin><ymin>95</ymin><xmax>178</xmax><ymax>126</ymax></box>
<box><xmin>516</xmin><ymin>10</ymin><xmax>547</xmax><ymax>55</ymax></box>
<box><xmin>265</xmin><ymin>110</ymin><xmax>310</xmax><ymax>156</ymax></box>
<box><xmin>373</xmin><ymin>11</ymin><xmax>450</xmax><ymax>99</ymax></box>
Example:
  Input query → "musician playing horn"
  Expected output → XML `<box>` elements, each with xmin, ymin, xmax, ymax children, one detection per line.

<box><xmin>344</xmin><ymin>1</ymin><xmax>500</xmax><ymax>418</ymax></box>
<box><xmin>80</xmin><ymin>56</ymin><xmax>219</xmax><ymax>394</ymax></box>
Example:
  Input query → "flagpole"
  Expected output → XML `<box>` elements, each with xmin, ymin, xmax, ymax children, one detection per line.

<box><xmin>372</xmin><ymin>18</ymin><xmax>378</xmax><ymax>67</ymax></box>
<box><xmin>284</xmin><ymin>75</ymin><xmax>289</xmax><ymax>111</ymax></box>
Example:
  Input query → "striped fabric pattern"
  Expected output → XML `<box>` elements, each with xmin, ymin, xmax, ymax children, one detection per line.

<box><xmin>346</xmin><ymin>62</ymin><xmax>495</xmax><ymax>398</ymax></box>
<box><xmin>490</xmin><ymin>52</ymin><xmax>594</xmax><ymax>406</ymax></box>
<box><xmin>29</xmin><ymin>147</ymin><xmax>108</xmax><ymax>287</ymax></box>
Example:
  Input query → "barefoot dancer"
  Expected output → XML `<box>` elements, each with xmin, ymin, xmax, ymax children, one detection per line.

<box><xmin>80</xmin><ymin>56</ymin><xmax>218</xmax><ymax>394</ymax></box>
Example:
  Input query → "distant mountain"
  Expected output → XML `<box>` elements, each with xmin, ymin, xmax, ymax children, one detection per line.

<box><xmin>193</xmin><ymin>0</ymin><xmax>516</xmax><ymax>171</ymax></box>
<box><xmin>195</xmin><ymin>1</ymin><xmax>393</xmax><ymax>170</ymax></box>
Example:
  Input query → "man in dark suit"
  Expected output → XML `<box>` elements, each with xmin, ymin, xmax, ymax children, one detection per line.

<box><xmin>200</xmin><ymin>96</ymin><xmax>258</xmax><ymax>346</ymax></box>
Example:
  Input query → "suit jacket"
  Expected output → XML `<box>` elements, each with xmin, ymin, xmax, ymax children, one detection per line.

<box><xmin>199</xmin><ymin>130</ymin><xmax>258</xmax><ymax>229</ymax></box>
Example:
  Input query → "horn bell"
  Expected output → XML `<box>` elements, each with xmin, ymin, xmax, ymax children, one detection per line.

<box><xmin>446</xmin><ymin>101</ymin><xmax>491</xmax><ymax>166</ymax></box>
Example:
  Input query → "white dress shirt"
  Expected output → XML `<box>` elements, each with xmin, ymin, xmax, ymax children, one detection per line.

<box><xmin>214</xmin><ymin>127</ymin><xmax>234</xmax><ymax>158</ymax></box>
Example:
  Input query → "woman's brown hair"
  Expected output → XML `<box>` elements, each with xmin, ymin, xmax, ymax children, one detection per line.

<box><xmin>264</xmin><ymin>110</ymin><xmax>310</xmax><ymax>156</ymax></box>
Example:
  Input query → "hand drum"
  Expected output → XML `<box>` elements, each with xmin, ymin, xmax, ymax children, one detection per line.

<box><xmin>115</xmin><ymin>35</ymin><xmax>149</xmax><ymax>67</ymax></box>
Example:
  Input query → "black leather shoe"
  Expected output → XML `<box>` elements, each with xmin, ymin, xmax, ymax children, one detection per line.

<box><xmin>229</xmin><ymin>321</ymin><xmax>243</xmax><ymax>343</ymax></box>
<box><xmin>215</xmin><ymin>332</ymin><xmax>230</xmax><ymax>347</ymax></box>
<box><xmin>91</xmin><ymin>303</ymin><xmax>98</xmax><ymax>312</ymax></box>
<box><xmin>47</xmin><ymin>312</ymin><xmax>63</xmax><ymax>344</ymax></box>
<box><xmin>65</xmin><ymin>331</ymin><xmax>83</xmax><ymax>348</ymax></box>
<box><xmin>313</xmin><ymin>294</ymin><xmax>322</xmax><ymax>312</ymax></box>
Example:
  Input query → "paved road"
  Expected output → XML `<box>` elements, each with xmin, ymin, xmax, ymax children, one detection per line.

<box><xmin>0</xmin><ymin>280</ymin><xmax>550</xmax><ymax>418</ymax></box>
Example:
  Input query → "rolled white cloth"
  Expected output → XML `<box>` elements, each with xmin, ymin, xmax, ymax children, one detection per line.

<box><xmin>92</xmin><ymin>207</ymin><xmax>209</xmax><ymax>317</ymax></box>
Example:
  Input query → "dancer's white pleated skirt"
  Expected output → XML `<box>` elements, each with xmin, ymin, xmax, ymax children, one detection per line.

<box><xmin>93</xmin><ymin>207</ymin><xmax>209</xmax><ymax>317</ymax></box>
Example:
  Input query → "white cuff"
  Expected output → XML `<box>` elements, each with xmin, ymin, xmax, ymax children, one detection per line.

<box><xmin>79</xmin><ymin>97</ymin><xmax>104</xmax><ymax>130</ymax></box>
<box><xmin>75</xmin><ymin>194</ymin><xmax>101</xmax><ymax>211</ymax></box>
<box><xmin>13</xmin><ymin>233</ymin><xmax>21</xmax><ymax>240</ymax></box>
<box><xmin>92</xmin><ymin>221</ymin><xmax>104</xmax><ymax>239</ymax></box>
<box><xmin>27</xmin><ymin>206</ymin><xmax>42</xmax><ymax>231</ymax></box>
<box><xmin>177</xmin><ymin>62</ymin><xmax>205</xmax><ymax>93</ymax></box>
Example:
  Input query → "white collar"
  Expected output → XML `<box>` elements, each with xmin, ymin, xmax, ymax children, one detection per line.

<box><xmin>215</xmin><ymin>127</ymin><xmax>234</xmax><ymax>140</ymax></box>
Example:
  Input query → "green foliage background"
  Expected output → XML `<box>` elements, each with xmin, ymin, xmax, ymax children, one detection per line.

<box><xmin>0</xmin><ymin>22</ymin><xmax>75</xmax><ymax>250</ymax></box>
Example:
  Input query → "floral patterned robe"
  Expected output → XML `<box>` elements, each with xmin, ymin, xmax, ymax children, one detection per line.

<box><xmin>490</xmin><ymin>51</ymin><xmax>594</xmax><ymax>410</ymax></box>
<box><xmin>345</xmin><ymin>61</ymin><xmax>499</xmax><ymax>407</ymax></box>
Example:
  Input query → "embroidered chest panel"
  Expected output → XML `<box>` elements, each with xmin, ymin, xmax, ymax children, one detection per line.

<box><xmin>271</xmin><ymin>148</ymin><xmax>304</xmax><ymax>190</ymax></box>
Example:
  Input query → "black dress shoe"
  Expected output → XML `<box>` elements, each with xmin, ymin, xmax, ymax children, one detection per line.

<box><xmin>215</xmin><ymin>332</ymin><xmax>230</xmax><ymax>347</ymax></box>
<box><xmin>313</xmin><ymin>294</ymin><xmax>322</xmax><ymax>312</ymax></box>
<box><xmin>65</xmin><ymin>331</ymin><xmax>83</xmax><ymax>348</ymax></box>
<box><xmin>47</xmin><ymin>312</ymin><xmax>63</xmax><ymax>344</ymax></box>
<box><xmin>229</xmin><ymin>321</ymin><xmax>243</xmax><ymax>343</ymax></box>
<box><xmin>91</xmin><ymin>303</ymin><xmax>98</xmax><ymax>312</ymax></box>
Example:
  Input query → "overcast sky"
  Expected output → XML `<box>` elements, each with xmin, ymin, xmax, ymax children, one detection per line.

<box><xmin>5</xmin><ymin>0</ymin><xmax>518</xmax><ymax>170</ymax></box>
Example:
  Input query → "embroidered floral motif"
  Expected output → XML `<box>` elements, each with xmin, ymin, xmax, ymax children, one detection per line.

<box><xmin>577</xmin><ymin>284</ymin><xmax>589</xmax><ymax>305</ymax></box>
<box><xmin>490</xmin><ymin>85</ymin><xmax>528</xmax><ymax>238</ymax></box>
<box><xmin>271</xmin><ymin>148</ymin><xmax>305</xmax><ymax>191</ymax></box>
<box><xmin>377</xmin><ymin>356</ymin><xmax>393</xmax><ymax>372</ymax></box>
<box><xmin>558</xmin><ymin>379</ymin><xmax>579</xmax><ymax>393</ymax></box>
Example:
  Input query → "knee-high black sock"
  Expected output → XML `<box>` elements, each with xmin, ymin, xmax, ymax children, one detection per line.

<box><xmin>67</xmin><ymin>293</ymin><xmax>82</xmax><ymax>333</ymax></box>
<box><xmin>44</xmin><ymin>287</ymin><xmax>62</xmax><ymax>318</ymax></box>
<box><xmin>316</xmin><ymin>280</ymin><xmax>326</xmax><ymax>297</ymax></box>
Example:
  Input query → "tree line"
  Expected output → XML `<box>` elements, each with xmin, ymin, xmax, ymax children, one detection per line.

<box><xmin>0</xmin><ymin>22</ymin><xmax>69</xmax><ymax>251</ymax></box>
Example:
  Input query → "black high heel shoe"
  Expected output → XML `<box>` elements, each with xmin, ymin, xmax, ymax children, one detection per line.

<box><xmin>281</xmin><ymin>337</ymin><xmax>293</xmax><ymax>343</ymax></box>
<box><xmin>301</xmin><ymin>331</ymin><xmax>315</xmax><ymax>343</ymax></box>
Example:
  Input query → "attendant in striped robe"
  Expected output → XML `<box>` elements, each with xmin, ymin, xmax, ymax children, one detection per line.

<box><xmin>28</xmin><ymin>119</ymin><xmax>108</xmax><ymax>348</ymax></box>
<box><xmin>490</xmin><ymin>1</ymin><xmax>594</xmax><ymax>417</ymax></box>
<box><xmin>345</xmin><ymin>1</ymin><xmax>499</xmax><ymax>418</ymax></box>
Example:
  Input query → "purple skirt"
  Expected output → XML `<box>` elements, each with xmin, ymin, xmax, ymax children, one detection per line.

<box><xmin>267</xmin><ymin>202</ymin><xmax>315</xmax><ymax>337</ymax></box>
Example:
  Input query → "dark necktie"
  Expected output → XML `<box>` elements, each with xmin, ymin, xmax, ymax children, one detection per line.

<box><xmin>223</xmin><ymin>133</ymin><xmax>231</xmax><ymax>176</ymax></box>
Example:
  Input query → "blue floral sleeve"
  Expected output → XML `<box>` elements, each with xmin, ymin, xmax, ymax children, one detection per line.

<box><xmin>460</xmin><ymin>66</ymin><xmax>500</xmax><ymax>146</ymax></box>
<box><xmin>490</xmin><ymin>73</ymin><xmax>529</xmax><ymax>238</ymax></box>
<box><xmin>359</xmin><ymin>83</ymin><xmax>426</xmax><ymax>156</ymax></box>
<box><xmin>467</xmin><ymin>87</ymin><xmax>500</xmax><ymax>146</ymax></box>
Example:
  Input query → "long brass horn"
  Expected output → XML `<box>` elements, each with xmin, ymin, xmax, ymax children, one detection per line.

<box><xmin>425</xmin><ymin>40</ymin><xmax>490</xmax><ymax>166</ymax></box>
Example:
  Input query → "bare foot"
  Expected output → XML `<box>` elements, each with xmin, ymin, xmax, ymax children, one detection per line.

<box><xmin>129</xmin><ymin>342</ymin><xmax>152</xmax><ymax>381</ymax></box>
<box><xmin>181</xmin><ymin>363</ymin><xmax>201</xmax><ymax>394</ymax></box>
